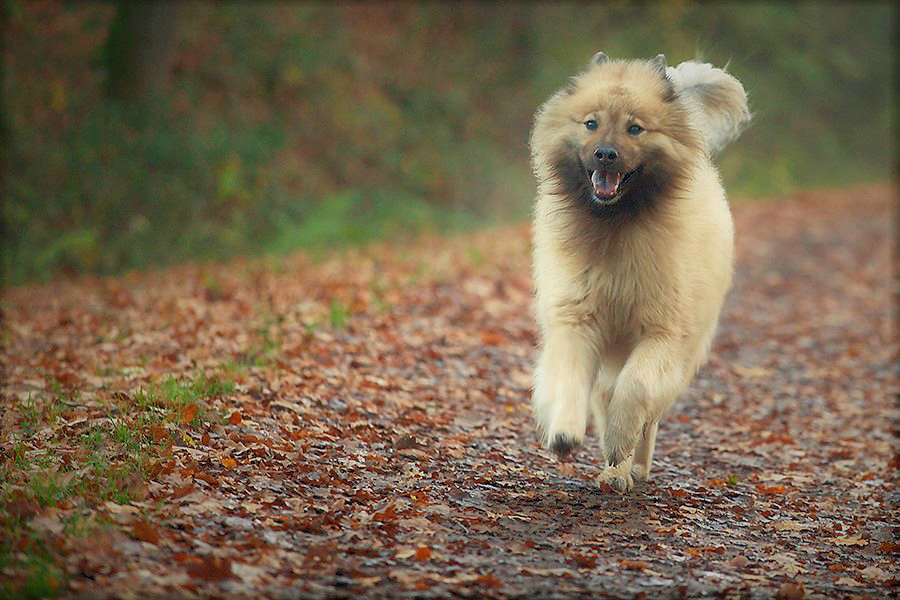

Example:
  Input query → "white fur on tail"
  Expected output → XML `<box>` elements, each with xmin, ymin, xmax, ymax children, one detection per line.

<box><xmin>667</xmin><ymin>61</ymin><xmax>751</xmax><ymax>155</ymax></box>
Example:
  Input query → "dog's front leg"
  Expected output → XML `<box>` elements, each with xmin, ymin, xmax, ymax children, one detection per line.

<box><xmin>603</xmin><ymin>335</ymin><xmax>685</xmax><ymax>467</ymax></box>
<box><xmin>532</xmin><ymin>324</ymin><xmax>600</xmax><ymax>456</ymax></box>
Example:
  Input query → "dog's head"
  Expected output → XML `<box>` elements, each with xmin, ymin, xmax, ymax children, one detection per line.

<box><xmin>530</xmin><ymin>53</ymin><xmax>702</xmax><ymax>215</ymax></box>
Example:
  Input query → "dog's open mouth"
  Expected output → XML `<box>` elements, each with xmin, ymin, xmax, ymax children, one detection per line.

<box><xmin>588</xmin><ymin>168</ymin><xmax>638</xmax><ymax>204</ymax></box>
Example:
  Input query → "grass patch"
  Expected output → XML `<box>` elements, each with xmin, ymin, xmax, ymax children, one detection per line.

<box><xmin>329</xmin><ymin>299</ymin><xmax>350</xmax><ymax>328</ymax></box>
<box><xmin>0</xmin><ymin>550</ymin><xmax>65</xmax><ymax>600</ymax></box>
<box><xmin>0</xmin><ymin>371</ymin><xmax>237</xmax><ymax>597</ymax></box>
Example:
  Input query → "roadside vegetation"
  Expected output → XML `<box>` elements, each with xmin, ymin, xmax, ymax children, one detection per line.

<box><xmin>4</xmin><ymin>2</ymin><xmax>893</xmax><ymax>283</ymax></box>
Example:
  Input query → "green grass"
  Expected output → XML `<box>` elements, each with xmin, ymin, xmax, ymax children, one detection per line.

<box><xmin>329</xmin><ymin>299</ymin><xmax>350</xmax><ymax>328</ymax></box>
<box><xmin>0</xmin><ymin>550</ymin><xmax>65</xmax><ymax>600</ymax></box>
<box><xmin>0</xmin><ymin>371</ymin><xmax>237</xmax><ymax>597</ymax></box>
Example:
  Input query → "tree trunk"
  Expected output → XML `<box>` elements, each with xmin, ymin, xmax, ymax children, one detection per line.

<box><xmin>104</xmin><ymin>1</ymin><xmax>178</xmax><ymax>103</ymax></box>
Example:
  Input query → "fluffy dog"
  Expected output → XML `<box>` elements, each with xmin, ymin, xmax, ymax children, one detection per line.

<box><xmin>529</xmin><ymin>53</ymin><xmax>750</xmax><ymax>491</ymax></box>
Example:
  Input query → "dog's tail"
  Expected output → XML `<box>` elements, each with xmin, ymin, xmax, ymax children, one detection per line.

<box><xmin>667</xmin><ymin>61</ymin><xmax>751</xmax><ymax>155</ymax></box>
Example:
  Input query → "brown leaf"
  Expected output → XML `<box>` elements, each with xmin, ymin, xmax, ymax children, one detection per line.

<box><xmin>776</xmin><ymin>581</ymin><xmax>805</xmax><ymax>600</ymax></box>
<box><xmin>473</xmin><ymin>574</ymin><xmax>501</xmax><ymax>587</ymax></box>
<box><xmin>147</xmin><ymin>424</ymin><xmax>168</xmax><ymax>441</ymax></box>
<box><xmin>730</xmin><ymin>555</ymin><xmax>749</xmax><ymax>568</ymax></box>
<box><xmin>186</xmin><ymin>556</ymin><xmax>233</xmax><ymax>581</ymax></box>
<box><xmin>569</xmin><ymin>553</ymin><xmax>596</xmax><ymax>569</ymax></box>
<box><xmin>228</xmin><ymin>411</ymin><xmax>243</xmax><ymax>425</ymax></box>
<box><xmin>620</xmin><ymin>559</ymin><xmax>649</xmax><ymax>571</ymax></box>
<box><xmin>180</xmin><ymin>403</ymin><xmax>199</xmax><ymax>425</ymax></box>
<box><xmin>756</xmin><ymin>483</ymin><xmax>786</xmax><ymax>495</ymax></box>
<box><xmin>828</xmin><ymin>535</ymin><xmax>867</xmax><ymax>546</ymax></box>
<box><xmin>171</xmin><ymin>483</ymin><xmax>194</xmax><ymax>499</ymax></box>
<box><xmin>372</xmin><ymin>503</ymin><xmax>397</xmax><ymax>521</ymax></box>
<box><xmin>480</xmin><ymin>330</ymin><xmax>508</xmax><ymax>346</ymax></box>
<box><xmin>220</xmin><ymin>456</ymin><xmax>237</xmax><ymax>468</ymax></box>
<box><xmin>131</xmin><ymin>520</ymin><xmax>160</xmax><ymax>544</ymax></box>
<box><xmin>55</xmin><ymin>370</ymin><xmax>81</xmax><ymax>389</ymax></box>
<box><xmin>305</xmin><ymin>542</ymin><xmax>337</xmax><ymax>565</ymax></box>
<box><xmin>415</xmin><ymin>546</ymin><xmax>431</xmax><ymax>561</ymax></box>
<box><xmin>394</xmin><ymin>433</ymin><xmax>420</xmax><ymax>450</ymax></box>
<box><xmin>6</xmin><ymin>490</ymin><xmax>39</xmax><ymax>519</ymax></box>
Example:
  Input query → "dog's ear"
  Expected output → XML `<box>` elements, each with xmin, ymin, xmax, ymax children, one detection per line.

<box><xmin>590</xmin><ymin>51</ymin><xmax>610</xmax><ymax>66</ymax></box>
<box><xmin>649</xmin><ymin>54</ymin><xmax>667</xmax><ymax>75</ymax></box>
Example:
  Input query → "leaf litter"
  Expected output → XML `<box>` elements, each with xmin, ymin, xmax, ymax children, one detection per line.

<box><xmin>0</xmin><ymin>184</ymin><xmax>896</xmax><ymax>598</ymax></box>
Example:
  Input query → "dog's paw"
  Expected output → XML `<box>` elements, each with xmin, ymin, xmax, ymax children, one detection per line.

<box><xmin>544</xmin><ymin>406</ymin><xmax>587</xmax><ymax>457</ymax></box>
<box><xmin>549</xmin><ymin>433</ymin><xmax>581</xmax><ymax>459</ymax></box>
<box><xmin>596</xmin><ymin>462</ymin><xmax>635</xmax><ymax>493</ymax></box>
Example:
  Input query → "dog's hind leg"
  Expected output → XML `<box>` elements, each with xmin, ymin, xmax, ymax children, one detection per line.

<box><xmin>632</xmin><ymin>420</ymin><xmax>659</xmax><ymax>481</ymax></box>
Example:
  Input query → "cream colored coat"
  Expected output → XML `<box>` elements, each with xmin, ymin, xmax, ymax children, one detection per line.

<box><xmin>530</xmin><ymin>55</ymin><xmax>749</xmax><ymax>491</ymax></box>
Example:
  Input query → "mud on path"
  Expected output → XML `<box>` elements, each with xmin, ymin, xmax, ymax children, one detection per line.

<box><xmin>2</xmin><ymin>184</ymin><xmax>896</xmax><ymax>598</ymax></box>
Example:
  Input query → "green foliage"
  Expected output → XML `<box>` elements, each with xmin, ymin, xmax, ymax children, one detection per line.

<box><xmin>329</xmin><ymin>299</ymin><xmax>350</xmax><ymax>328</ymax></box>
<box><xmin>4</xmin><ymin>2</ymin><xmax>893</xmax><ymax>283</ymax></box>
<box><xmin>134</xmin><ymin>372</ymin><xmax>235</xmax><ymax>425</ymax></box>
<box><xmin>0</xmin><ymin>551</ymin><xmax>64</xmax><ymax>600</ymax></box>
<box><xmin>0</xmin><ymin>370</ymin><xmax>237</xmax><ymax>597</ymax></box>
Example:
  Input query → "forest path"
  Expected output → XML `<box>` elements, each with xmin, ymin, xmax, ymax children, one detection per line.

<box><xmin>2</xmin><ymin>184</ymin><xmax>896</xmax><ymax>598</ymax></box>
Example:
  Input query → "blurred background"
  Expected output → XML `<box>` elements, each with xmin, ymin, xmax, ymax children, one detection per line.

<box><xmin>3</xmin><ymin>1</ymin><xmax>894</xmax><ymax>284</ymax></box>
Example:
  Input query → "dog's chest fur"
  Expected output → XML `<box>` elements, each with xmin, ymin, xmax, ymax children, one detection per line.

<box><xmin>571</xmin><ymin>224</ymin><xmax>681</xmax><ymax>340</ymax></box>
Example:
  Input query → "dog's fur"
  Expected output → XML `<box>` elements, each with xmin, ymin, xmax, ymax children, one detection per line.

<box><xmin>530</xmin><ymin>53</ymin><xmax>749</xmax><ymax>491</ymax></box>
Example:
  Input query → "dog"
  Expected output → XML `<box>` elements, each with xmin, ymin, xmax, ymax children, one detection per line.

<box><xmin>529</xmin><ymin>53</ymin><xmax>750</xmax><ymax>491</ymax></box>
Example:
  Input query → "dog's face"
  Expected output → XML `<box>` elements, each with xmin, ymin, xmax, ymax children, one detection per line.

<box><xmin>531</xmin><ymin>56</ymin><xmax>701</xmax><ymax>215</ymax></box>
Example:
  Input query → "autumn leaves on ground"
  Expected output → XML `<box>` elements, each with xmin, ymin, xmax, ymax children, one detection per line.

<box><xmin>2</xmin><ymin>184</ymin><xmax>897</xmax><ymax>599</ymax></box>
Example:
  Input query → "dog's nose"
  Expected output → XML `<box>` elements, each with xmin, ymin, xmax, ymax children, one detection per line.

<box><xmin>594</xmin><ymin>146</ymin><xmax>619</xmax><ymax>164</ymax></box>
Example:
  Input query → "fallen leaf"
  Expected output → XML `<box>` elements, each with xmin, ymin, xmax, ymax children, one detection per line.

<box><xmin>569</xmin><ymin>553</ymin><xmax>596</xmax><ymax>569</ymax></box>
<box><xmin>473</xmin><ymin>574</ymin><xmax>501</xmax><ymax>587</ymax></box>
<box><xmin>773</xmin><ymin>520</ymin><xmax>813</xmax><ymax>531</ymax></box>
<box><xmin>373</xmin><ymin>504</ymin><xmax>397</xmax><ymax>522</ymax></box>
<box><xmin>186</xmin><ymin>556</ymin><xmax>233</xmax><ymax>581</ymax></box>
<box><xmin>181</xmin><ymin>403</ymin><xmax>199</xmax><ymax>425</ymax></box>
<box><xmin>394</xmin><ymin>434</ymin><xmax>420</xmax><ymax>450</ymax></box>
<box><xmin>621</xmin><ymin>560</ymin><xmax>649</xmax><ymax>571</ymax></box>
<box><xmin>171</xmin><ymin>483</ymin><xmax>194</xmax><ymax>499</ymax></box>
<box><xmin>859</xmin><ymin>566</ymin><xmax>890</xmax><ymax>581</ymax></box>
<box><xmin>776</xmin><ymin>581</ymin><xmax>805</xmax><ymax>599</ymax></box>
<box><xmin>829</xmin><ymin>535</ymin><xmax>867</xmax><ymax>547</ymax></box>
<box><xmin>131</xmin><ymin>521</ymin><xmax>160</xmax><ymax>544</ymax></box>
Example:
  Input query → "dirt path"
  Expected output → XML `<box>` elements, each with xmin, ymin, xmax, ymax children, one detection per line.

<box><xmin>2</xmin><ymin>184</ymin><xmax>896</xmax><ymax>598</ymax></box>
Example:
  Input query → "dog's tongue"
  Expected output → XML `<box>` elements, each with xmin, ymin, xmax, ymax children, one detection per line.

<box><xmin>592</xmin><ymin>169</ymin><xmax>623</xmax><ymax>199</ymax></box>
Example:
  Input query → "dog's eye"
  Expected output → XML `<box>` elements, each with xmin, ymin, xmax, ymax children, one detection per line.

<box><xmin>585</xmin><ymin>119</ymin><xmax>598</xmax><ymax>131</ymax></box>
<box><xmin>628</xmin><ymin>124</ymin><xmax>644</xmax><ymax>135</ymax></box>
